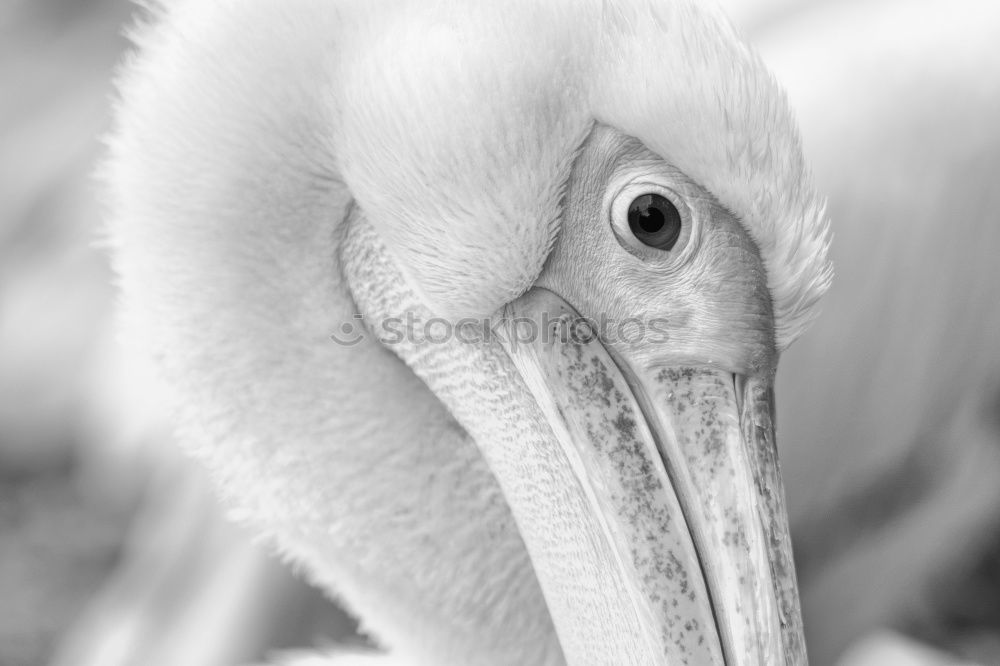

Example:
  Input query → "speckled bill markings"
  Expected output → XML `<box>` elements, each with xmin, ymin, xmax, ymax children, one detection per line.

<box><xmin>501</xmin><ymin>289</ymin><xmax>806</xmax><ymax>666</ymax></box>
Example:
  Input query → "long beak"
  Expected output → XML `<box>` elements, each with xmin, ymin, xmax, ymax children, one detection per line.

<box><xmin>498</xmin><ymin>289</ymin><xmax>806</xmax><ymax>665</ymax></box>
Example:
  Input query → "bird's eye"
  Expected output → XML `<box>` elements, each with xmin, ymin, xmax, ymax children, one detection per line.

<box><xmin>608</xmin><ymin>180</ymin><xmax>694</xmax><ymax>261</ymax></box>
<box><xmin>628</xmin><ymin>194</ymin><xmax>682</xmax><ymax>251</ymax></box>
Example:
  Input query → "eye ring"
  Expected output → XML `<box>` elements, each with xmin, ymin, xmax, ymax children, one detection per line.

<box><xmin>608</xmin><ymin>181</ymin><xmax>695</xmax><ymax>262</ymax></box>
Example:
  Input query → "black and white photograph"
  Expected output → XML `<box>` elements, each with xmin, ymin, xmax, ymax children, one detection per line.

<box><xmin>2</xmin><ymin>0</ymin><xmax>999</xmax><ymax>664</ymax></box>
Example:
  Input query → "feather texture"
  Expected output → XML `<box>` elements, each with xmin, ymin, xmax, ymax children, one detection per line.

<box><xmin>106</xmin><ymin>0</ymin><xmax>830</xmax><ymax>662</ymax></box>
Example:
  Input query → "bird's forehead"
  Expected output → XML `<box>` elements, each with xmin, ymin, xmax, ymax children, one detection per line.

<box><xmin>334</xmin><ymin>0</ymin><xmax>830</xmax><ymax>348</ymax></box>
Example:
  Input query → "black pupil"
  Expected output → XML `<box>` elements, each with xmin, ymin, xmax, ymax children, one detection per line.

<box><xmin>627</xmin><ymin>194</ymin><xmax>682</xmax><ymax>251</ymax></box>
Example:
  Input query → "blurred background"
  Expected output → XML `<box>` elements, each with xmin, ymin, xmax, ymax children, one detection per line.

<box><xmin>1</xmin><ymin>1</ymin><xmax>133</xmax><ymax>663</ymax></box>
<box><xmin>1</xmin><ymin>1</ymin><xmax>997</xmax><ymax>665</ymax></box>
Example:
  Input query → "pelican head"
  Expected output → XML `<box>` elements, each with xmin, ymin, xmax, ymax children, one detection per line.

<box><xmin>108</xmin><ymin>0</ymin><xmax>831</xmax><ymax>664</ymax></box>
